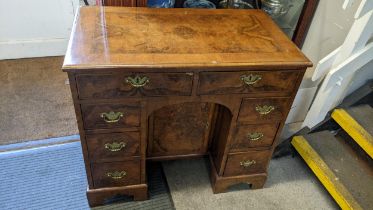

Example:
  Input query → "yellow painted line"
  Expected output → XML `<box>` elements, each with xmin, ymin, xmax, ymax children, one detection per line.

<box><xmin>332</xmin><ymin>109</ymin><xmax>373</xmax><ymax>158</ymax></box>
<box><xmin>292</xmin><ymin>136</ymin><xmax>362</xmax><ymax>210</ymax></box>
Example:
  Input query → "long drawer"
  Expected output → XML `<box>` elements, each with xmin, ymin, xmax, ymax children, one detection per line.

<box><xmin>86</xmin><ymin>132</ymin><xmax>141</xmax><ymax>163</ymax></box>
<box><xmin>81</xmin><ymin>103</ymin><xmax>141</xmax><ymax>130</ymax></box>
<box><xmin>76</xmin><ymin>73</ymin><xmax>194</xmax><ymax>99</ymax></box>
<box><xmin>91</xmin><ymin>159</ymin><xmax>141</xmax><ymax>188</ymax></box>
<box><xmin>198</xmin><ymin>70</ymin><xmax>300</xmax><ymax>95</ymax></box>
<box><xmin>224</xmin><ymin>150</ymin><xmax>271</xmax><ymax>176</ymax></box>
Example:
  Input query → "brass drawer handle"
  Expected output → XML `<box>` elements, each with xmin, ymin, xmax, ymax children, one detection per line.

<box><xmin>247</xmin><ymin>132</ymin><xmax>264</xmax><ymax>141</ymax></box>
<box><xmin>107</xmin><ymin>171</ymin><xmax>127</xmax><ymax>179</ymax></box>
<box><xmin>125</xmin><ymin>75</ymin><xmax>149</xmax><ymax>88</ymax></box>
<box><xmin>240</xmin><ymin>160</ymin><xmax>256</xmax><ymax>168</ymax></box>
<box><xmin>256</xmin><ymin>105</ymin><xmax>275</xmax><ymax>115</ymax></box>
<box><xmin>105</xmin><ymin>142</ymin><xmax>126</xmax><ymax>152</ymax></box>
<box><xmin>240</xmin><ymin>74</ymin><xmax>262</xmax><ymax>85</ymax></box>
<box><xmin>100</xmin><ymin>111</ymin><xmax>124</xmax><ymax>123</ymax></box>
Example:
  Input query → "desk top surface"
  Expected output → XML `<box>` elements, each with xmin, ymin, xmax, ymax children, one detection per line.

<box><xmin>63</xmin><ymin>7</ymin><xmax>312</xmax><ymax>71</ymax></box>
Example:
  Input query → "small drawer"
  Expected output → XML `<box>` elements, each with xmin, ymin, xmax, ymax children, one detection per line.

<box><xmin>198</xmin><ymin>71</ymin><xmax>300</xmax><ymax>95</ymax></box>
<box><xmin>224</xmin><ymin>151</ymin><xmax>271</xmax><ymax>176</ymax></box>
<box><xmin>230</xmin><ymin>123</ymin><xmax>279</xmax><ymax>152</ymax></box>
<box><xmin>91</xmin><ymin>159</ymin><xmax>141</xmax><ymax>188</ymax></box>
<box><xmin>81</xmin><ymin>103</ymin><xmax>141</xmax><ymax>130</ymax></box>
<box><xmin>238</xmin><ymin>97</ymin><xmax>289</xmax><ymax>124</ymax></box>
<box><xmin>76</xmin><ymin>73</ymin><xmax>193</xmax><ymax>99</ymax></box>
<box><xmin>86</xmin><ymin>132</ymin><xmax>140</xmax><ymax>162</ymax></box>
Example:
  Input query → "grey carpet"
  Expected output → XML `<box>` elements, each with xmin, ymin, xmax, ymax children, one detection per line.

<box><xmin>0</xmin><ymin>141</ymin><xmax>174</xmax><ymax>210</ymax></box>
<box><xmin>0</xmin><ymin>57</ymin><xmax>78</xmax><ymax>145</ymax></box>
<box><xmin>163</xmin><ymin>157</ymin><xmax>339</xmax><ymax>210</ymax></box>
<box><xmin>0</xmin><ymin>137</ymin><xmax>339</xmax><ymax>210</ymax></box>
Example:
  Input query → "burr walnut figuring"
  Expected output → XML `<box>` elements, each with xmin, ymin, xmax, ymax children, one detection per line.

<box><xmin>62</xmin><ymin>7</ymin><xmax>312</xmax><ymax>207</ymax></box>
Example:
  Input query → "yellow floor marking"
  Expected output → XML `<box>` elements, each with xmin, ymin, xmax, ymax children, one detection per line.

<box><xmin>332</xmin><ymin>109</ymin><xmax>373</xmax><ymax>158</ymax></box>
<box><xmin>292</xmin><ymin>136</ymin><xmax>362</xmax><ymax>210</ymax></box>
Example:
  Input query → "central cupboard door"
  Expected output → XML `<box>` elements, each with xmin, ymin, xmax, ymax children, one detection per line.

<box><xmin>147</xmin><ymin>102</ymin><xmax>215</xmax><ymax>157</ymax></box>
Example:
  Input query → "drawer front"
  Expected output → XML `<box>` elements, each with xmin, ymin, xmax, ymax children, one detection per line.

<box><xmin>76</xmin><ymin>73</ymin><xmax>193</xmax><ymax>99</ymax></box>
<box><xmin>238</xmin><ymin>97</ymin><xmax>289</xmax><ymax>124</ymax></box>
<box><xmin>86</xmin><ymin>132</ymin><xmax>140</xmax><ymax>162</ymax></box>
<box><xmin>224</xmin><ymin>151</ymin><xmax>271</xmax><ymax>176</ymax></box>
<box><xmin>92</xmin><ymin>160</ymin><xmax>141</xmax><ymax>188</ymax></box>
<box><xmin>198</xmin><ymin>71</ymin><xmax>299</xmax><ymax>95</ymax></box>
<box><xmin>81</xmin><ymin>103</ymin><xmax>141</xmax><ymax>130</ymax></box>
<box><xmin>230</xmin><ymin>123</ymin><xmax>279</xmax><ymax>152</ymax></box>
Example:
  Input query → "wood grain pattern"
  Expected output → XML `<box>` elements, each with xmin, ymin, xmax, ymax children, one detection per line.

<box><xmin>91</xmin><ymin>159</ymin><xmax>141</xmax><ymax>188</ymax></box>
<box><xmin>99</xmin><ymin>0</ymin><xmax>318</xmax><ymax>48</ymax></box>
<box><xmin>210</xmin><ymin>105</ymin><xmax>233</xmax><ymax>174</ymax></box>
<box><xmin>101</xmin><ymin>0</ymin><xmax>136</xmax><ymax>6</ymax></box>
<box><xmin>67</xmin><ymin>73</ymin><xmax>94</xmax><ymax>188</ymax></box>
<box><xmin>81</xmin><ymin>103</ymin><xmax>141</xmax><ymax>130</ymax></box>
<box><xmin>230</xmin><ymin>123</ymin><xmax>280</xmax><ymax>151</ymax></box>
<box><xmin>198</xmin><ymin>70</ymin><xmax>300</xmax><ymax>95</ymax></box>
<box><xmin>62</xmin><ymin>7</ymin><xmax>312</xmax><ymax>70</ymax></box>
<box><xmin>63</xmin><ymin>7</ymin><xmax>312</xmax><ymax>206</ymax></box>
<box><xmin>224</xmin><ymin>150</ymin><xmax>272</xmax><ymax>176</ymax></box>
<box><xmin>209</xmin><ymin>154</ymin><xmax>267</xmax><ymax>193</ymax></box>
<box><xmin>238</xmin><ymin>97</ymin><xmax>289</xmax><ymax>124</ymax></box>
<box><xmin>93</xmin><ymin>14</ymin><xmax>280</xmax><ymax>54</ymax></box>
<box><xmin>76</xmin><ymin>73</ymin><xmax>193</xmax><ymax>99</ymax></box>
<box><xmin>86</xmin><ymin>132</ymin><xmax>140</xmax><ymax>162</ymax></box>
<box><xmin>148</xmin><ymin>102</ymin><xmax>213</xmax><ymax>157</ymax></box>
<box><xmin>87</xmin><ymin>184</ymin><xmax>148</xmax><ymax>207</ymax></box>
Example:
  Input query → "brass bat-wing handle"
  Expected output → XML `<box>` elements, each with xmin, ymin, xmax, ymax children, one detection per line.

<box><xmin>100</xmin><ymin>111</ymin><xmax>124</xmax><ymax>123</ymax></box>
<box><xmin>247</xmin><ymin>132</ymin><xmax>264</xmax><ymax>141</ymax></box>
<box><xmin>240</xmin><ymin>160</ymin><xmax>257</xmax><ymax>168</ymax></box>
<box><xmin>107</xmin><ymin>171</ymin><xmax>127</xmax><ymax>179</ymax></box>
<box><xmin>105</xmin><ymin>142</ymin><xmax>127</xmax><ymax>152</ymax></box>
<box><xmin>125</xmin><ymin>75</ymin><xmax>150</xmax><ymax>88</ymax></box>
<box><xmin>255</xmin><ymin>105</ymin><xmax>275</xmax><ymax>115</ymax></box>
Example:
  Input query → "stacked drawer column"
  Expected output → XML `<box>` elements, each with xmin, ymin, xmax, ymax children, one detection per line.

<box><xmin>67</xmin><ymin>73</ymin><xmax>151</xmax><ymax>206</ymax></box>
<box><xmin>198</xmin><ymin>70</ymin><xmax>304</xmax><ymax>192</ymax></box>
<box><xmin>68</xmin><ymin>71</ymin><xmax>195</xmax><ymax>206</ymax></box>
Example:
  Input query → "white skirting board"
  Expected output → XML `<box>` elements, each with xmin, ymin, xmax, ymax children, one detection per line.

<box><xmin>0</xmin><ymin>38</ymin><xmax>69</xmax><ymax>60</ymax></box>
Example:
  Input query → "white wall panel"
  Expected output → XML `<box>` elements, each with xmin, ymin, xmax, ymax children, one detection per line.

<box><xmin>0</xmin><ymin>0</ymin><xmax>79</xmax><ymax>59</ymax></box>
<box><xmin>284</xmin><ymin>0</ymin><xmax>361</xmax><ymax>125</ymax></box>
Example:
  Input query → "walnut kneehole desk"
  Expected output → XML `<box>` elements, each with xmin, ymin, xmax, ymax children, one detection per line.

<box><xmin>62</xmin><ymin>7</ymin><xmax>312</xmax><ymax>207</ymax></box>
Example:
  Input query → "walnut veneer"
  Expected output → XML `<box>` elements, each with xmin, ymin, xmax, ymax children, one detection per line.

<box><xmin>63</xmin><ymin>7</ymin><xmax>312</xmax><ymax>207</ymax></box>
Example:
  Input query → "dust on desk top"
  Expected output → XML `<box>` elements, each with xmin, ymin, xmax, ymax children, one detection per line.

<box><xmin>63</xmin><ymin>7</ymin><xmax>311</xmax><ymax>70</ymax></box>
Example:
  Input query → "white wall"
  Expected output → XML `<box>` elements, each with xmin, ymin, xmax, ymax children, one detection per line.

<box><xmin>301</xmin><ymin>0</ymin><xmax>362</xmax><ymax>88</ymax></box>
<box><xmin>0</xmin><ymin>0</ymin><xmax>79</xmax><ymax>59</ymax></box>
<box><xmin>285</xmin><ymin>0</ymin><xmax>362</xmax><ymax>124</ymax></box>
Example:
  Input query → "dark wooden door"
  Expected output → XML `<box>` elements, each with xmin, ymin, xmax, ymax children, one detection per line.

<box><xmin>147</xmin><ymin>102</ymin><xmax>215</xmax><ymax>157</ymax></box>
<box><xmin>98</xmin><ymin>0</ymin><xmax>137</xmax><ymax>6</ymax></box>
